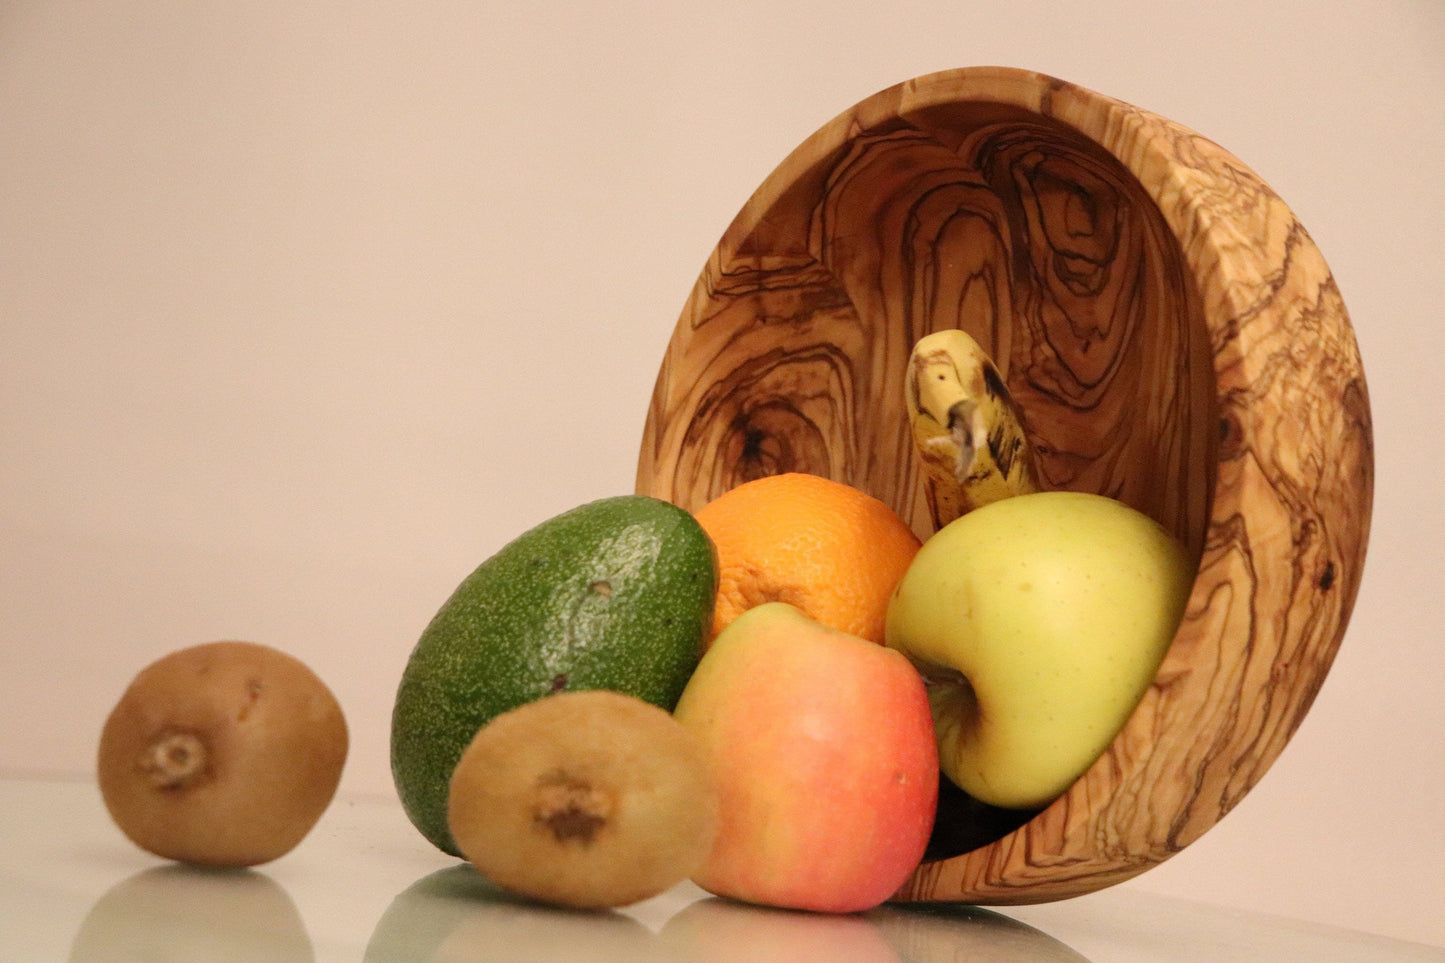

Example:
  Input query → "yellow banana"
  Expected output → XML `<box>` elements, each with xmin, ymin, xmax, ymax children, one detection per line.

<box><xmin>906</xmin><ymin>329</ymin><xmax>1041</xmax><ymax>529</ymax></box>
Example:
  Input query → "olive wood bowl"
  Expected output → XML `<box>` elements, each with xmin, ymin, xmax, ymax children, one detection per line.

<box><xmin>635</xmin><ymin>66</ymin><xmax>1372</xmax><ymax>903</ymax></box>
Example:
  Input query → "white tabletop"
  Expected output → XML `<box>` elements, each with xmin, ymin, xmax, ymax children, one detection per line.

<box><xmin>4</xmin><ymin>775</ymin><xmax>1439</xmax><ymax>962</ymax></box>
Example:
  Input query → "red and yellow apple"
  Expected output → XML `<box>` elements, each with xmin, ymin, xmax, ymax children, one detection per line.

<box><xmin>671</xmin><ymin>602</ymin><xmax>938</xmax><ymax>914</ymax></box>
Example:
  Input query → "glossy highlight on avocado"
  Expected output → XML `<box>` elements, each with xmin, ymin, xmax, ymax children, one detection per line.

<box><xmin>390</xmin><ymin>494</ymin><xmax>718</xmax><ymax>856</ymax></box>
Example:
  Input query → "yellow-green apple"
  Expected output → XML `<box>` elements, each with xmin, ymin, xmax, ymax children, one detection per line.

<box><xmin>885</xmin><ymin>491</ymin><xmax>1193</xmax><ymax>811</ymax></box>
<box><xmin>672</xmin><ymin>602</ymin><xmax>938</xmax><ymax>914</ymax></box>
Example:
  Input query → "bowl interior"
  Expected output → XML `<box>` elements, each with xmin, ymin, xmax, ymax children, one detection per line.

<box><xmin>642</xmin><ymin>97</ymin><xmax>1217</xmax><ymax>561</ymax></box>
<box><xmin>639</xmin><ymin>90</ymin><xmax>1221</xmax><ymax>859</ymax></box>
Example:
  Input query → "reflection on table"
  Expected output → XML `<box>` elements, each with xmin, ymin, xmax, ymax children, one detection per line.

<box><xmin>69</xmin><ymin>864</ymin><xmax>315</xmax><ymax>963</ymax></box>
<box><xmin>361</xmin><ymin>864</ymin><xmax>1090</xmax><ymax>962</ymax></box>
<box><xmin>365</xmin><ymin>866</ymin><xmax>663</xmax><ymax>962</ymax></box>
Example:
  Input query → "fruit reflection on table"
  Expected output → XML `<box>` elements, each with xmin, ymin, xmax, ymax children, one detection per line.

<box><xmin>69</xmin><ymin>864</ymin><xmax>315</xmax><ymax>963</ymax></box>
<box><xmin>364</xmin><ymin>866</ymin><xmax>662</xmax><ymax>963</ymax></box>
<box><xmin>361</xmin><ymin>865</ymin><xmax>1091</xmax><ymax>963</ymax></box>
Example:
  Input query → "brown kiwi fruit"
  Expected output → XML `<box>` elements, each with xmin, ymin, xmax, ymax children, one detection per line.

<box><xmin>97</xmin><ymin>640</ymin><xmax>348</xmax><ymax>867</ymax></box>
<box><xmin>447</xmin><ymin>689</ymin><xmax>718</xmax><ymax>909</ymax></box>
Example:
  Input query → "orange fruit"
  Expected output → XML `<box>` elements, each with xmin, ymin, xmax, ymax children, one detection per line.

<box><xmin>692</xmin><ymin>472</ymin><xmax>922</xmax><ymax>645</ymax></box>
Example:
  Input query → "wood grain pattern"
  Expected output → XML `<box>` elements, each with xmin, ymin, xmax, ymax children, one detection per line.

<box><xmin>636</xmin><ymin>66</ymin><xmax>1372</xmax><ymax>903</ymax></box>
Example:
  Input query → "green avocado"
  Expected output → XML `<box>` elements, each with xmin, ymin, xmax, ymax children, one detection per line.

<box><xmin>390</xmin><ymin>494</ymin><xmax>718</xmax><ymax>856</ymax></box>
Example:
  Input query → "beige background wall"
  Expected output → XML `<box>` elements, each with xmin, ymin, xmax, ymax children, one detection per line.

<box><xmin>3</xmin><ymin>0</ymin><xmax>1441</xmax><ymax>947</ymax></box>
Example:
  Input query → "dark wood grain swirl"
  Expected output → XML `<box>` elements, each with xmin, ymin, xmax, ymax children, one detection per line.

<box><xmin>636</xmin><ymin>66</ymin><xmax>1372</xmax><ymax>904</ymax></box>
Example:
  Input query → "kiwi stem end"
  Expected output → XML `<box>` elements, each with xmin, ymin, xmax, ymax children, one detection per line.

<box><xmin>139</xmin><ymin>730</ymin><xmax>209</xmax><ymax>790</ymax></box>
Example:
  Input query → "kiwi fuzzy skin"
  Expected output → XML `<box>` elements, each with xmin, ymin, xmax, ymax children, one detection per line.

<box><xmin>447</xmin><ymin>690</ymin><xmax>718</xmax><ymax>909</ymax></box>
<box><xmin>97</xmin><ymin>640</ymin><xmax>348</xmax><ymax>867</ymax></box>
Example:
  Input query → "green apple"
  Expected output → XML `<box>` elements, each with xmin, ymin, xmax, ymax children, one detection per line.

<box><xmin>885</xmin><ymin>491</ymin><xmax>1193</xmax><ymax>811</ymax></box>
